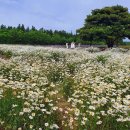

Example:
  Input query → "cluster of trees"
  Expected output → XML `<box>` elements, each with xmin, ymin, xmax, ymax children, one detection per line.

<box><xmin>0</xmin><ymin>5</ymin><xmax>130</xmax><ymax>47</ymax></box>
<box><xmin>0</xmin><ymin>24</ymin><xmax>81</xmax><ymax>45</ymax></box>
<box><xmin>77</xmin><ymin>5</ymin><xmax>130</xmax><ymax>47</ymax></box>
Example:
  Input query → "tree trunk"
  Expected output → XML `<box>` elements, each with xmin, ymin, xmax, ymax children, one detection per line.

<box><xmin>106</xmin><ymin>39</ymin><xmax>114</xmax><ymax>48</ymax></box>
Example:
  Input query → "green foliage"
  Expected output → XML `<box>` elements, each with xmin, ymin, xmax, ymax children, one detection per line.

<box><xmin>67</xmin><ymin>63</ymin><xmax>77</xmax><ymax>75</ymax></box>
<box><xmin>62</xmin><ymin>77</ymin><xmax>74</xmax><ymax>99</ymax></box>
<box><xmin>46</xmin><ymin>66</ymin><xmax>64</xmax><ymax>83</ymax></box>
<box><xmin>0</xmin><ymin>88</ymin><xmax>58</xmax><ymax>130</ymax></box>
<box><xmin>0</xmin><ymin>24</ymin><xmax>78</xmax><ymax>45</ymax></box>
<box><xmin>0</xmin><ymin>66</ymin><xmax>12</xmax><ymax>78</ymax></box>
<box><xmin>96</xmin><ymin>55</ymin><xmax>108</xmax><ymax>64</ymax></box>
<box><xmin>0</xmin><ymin>88</ymin><xmax>24</xmax><ymax>130</ymax></box>
<box><xmin>77</xmin><ymin>5</ymin><xmax>130</xmax><ymax>47</ymax></box>
<box><xmin>0</xmin><ymin>49</ymin><xmax>13</xmax><ymax>58</ymax></box>
<box><xmin>47</xmin><ymin>52</ymin><xmax>66</xmax><ymax>62</ymax></box>
<box><xmin>119</xmin><ymin>45</ymin><xmax>130</xmax><ymax>49</ymax></box>
<box><xmin>49</xmin><ymin>52</ymin><xmax>62</xmax><ymax>62</ymax></box>
<box><xmin>0</xmin><ymin>65</ymin><xmax>29</xmax><ymax>81</ymax></box>
<box><xmin>122</xmin><ymin>42</ymin><xmax>130</xmax><ymax>45</ymax></box>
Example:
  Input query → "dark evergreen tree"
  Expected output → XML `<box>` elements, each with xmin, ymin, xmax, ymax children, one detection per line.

<box><xmin>77</xmin><ymin>5</ymin><xmax>130</xmax><ymax>47</ymax></box>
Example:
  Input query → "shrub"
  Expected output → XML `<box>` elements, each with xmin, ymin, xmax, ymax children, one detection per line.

<box><xmin>0</xmin><ymin>49</ymin><xmax>13</xmax><ymax>59</ymax></box>
<box><xmin>96</xmin><ymin>55</ymin><xmax>108</xmax><ymax>64</ymax></box>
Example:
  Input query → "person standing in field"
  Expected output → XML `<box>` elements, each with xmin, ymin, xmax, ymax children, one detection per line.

<box><xmin>71</xmin><ymin>42</ymin><xmax>75</xmax><ymax>49</ymax></box>
<box><xmin>66</xmin><ymin>43</ymin><xmax>69</xmax><ymax>48</ymax></box>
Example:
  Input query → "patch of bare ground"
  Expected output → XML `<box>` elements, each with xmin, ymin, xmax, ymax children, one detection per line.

<box><xmin>53</xmin><ymin>93</ymin><xmax>78</xmax><ymax>130</ymax></box>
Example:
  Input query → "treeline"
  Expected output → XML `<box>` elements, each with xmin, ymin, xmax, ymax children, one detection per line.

<box><xmin>0</xmin><ymin>24</ymin><xmax>82</xmax><ymax>45</ymax></box>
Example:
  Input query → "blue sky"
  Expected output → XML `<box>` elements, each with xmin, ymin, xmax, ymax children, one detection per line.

<box><xmin>0</xmin><ymin>0</ymin><xmax>130</xmax><ymax>33</ymax></box>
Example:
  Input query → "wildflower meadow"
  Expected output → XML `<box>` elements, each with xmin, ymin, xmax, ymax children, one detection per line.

<box><xmin>0</xmin><ymin>45</ymin><xmax>130</xmax><ymax>130</ymax></box>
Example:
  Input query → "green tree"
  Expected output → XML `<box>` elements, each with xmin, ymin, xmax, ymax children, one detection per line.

<box><xmin>51</xmin><ymin>34</ymin><xmax>62</xmax><ymax>44</ymax></box>
<box><xmin>0</xmin><ymin>24</ymin><xmax>76</xmax><ymax>45</ymax></box>
<box><xmin>77</xmin><ymin>5</ymin><xmax>130</xmax><ymax>47</ymax></box>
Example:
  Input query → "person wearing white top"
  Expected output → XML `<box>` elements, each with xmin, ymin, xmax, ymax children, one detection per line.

<box><xmin>71</xmin><ymin>42</ymin><xmax>75</xmax><ymax>49</ymax></box>
<box><xmin>66</xmin><ymin>43</ymin><xmax>69</xmax><ymax>48</ymax></box>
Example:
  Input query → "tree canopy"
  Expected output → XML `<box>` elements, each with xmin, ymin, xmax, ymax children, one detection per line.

<box><xmin>77</xmin><ymin>5</ymin><xmax>130</xmax><ymax>47</ymax></box>
<box><xmin>0</xmin><ymin>24</ymin><xmax>81</xmax><ymax>45</ymax></box>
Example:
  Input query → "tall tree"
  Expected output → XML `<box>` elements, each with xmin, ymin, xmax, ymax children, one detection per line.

<box><xmin>0</xmin><ymin>24</ymin><xmax>6</xmax><ymax>29</ymax></box>
<box><xmin>21</xmin><ymin>24</ymin><xmax>25</xmax><ymax>31</ymax></box>
<box><xmin>77</xmin><ymin>5</ymin><xmax>130</xmax><ymax>47</ymax></box>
